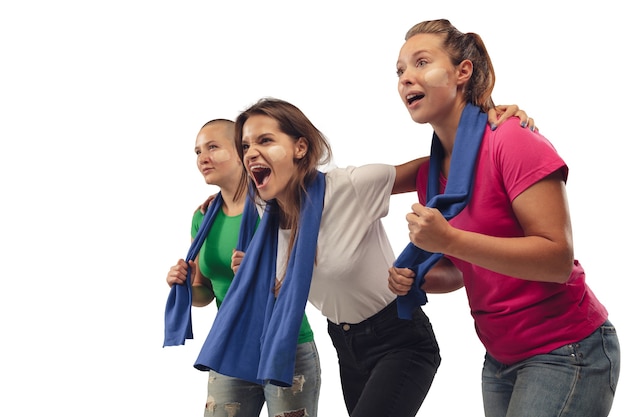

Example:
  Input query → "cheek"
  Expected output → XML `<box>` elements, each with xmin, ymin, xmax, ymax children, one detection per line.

<box><xmin>267</xmin><ymin>145</ymin><xmax>287</xmax><ymax>162</ymax></box>
<box><xmin>423</xmin><ymin>68</ymin><xmax>450</xmax><ymax>88</ymax></box>
<box><xmin>211</xmin><ymin>149</ymin><xmax>232</xmax><ymax>164</ymax></box>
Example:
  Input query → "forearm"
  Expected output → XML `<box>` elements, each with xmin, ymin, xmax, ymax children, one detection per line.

<box><xmin>393</xmin><ymin>156</ymin><xmax>428</xmax><ymax>194</ymax></box>
<box><xmin>422</xmin><ymin>257</ymin><xmax>463</xmax><ymax>293</ymax></box>
<box><xmin>443</xmin><ymin>229</ymin><xmax>573</xmax><ymax>283</ymax></box>
<box><xmin>191</xmin><ymin>281</ymin><xmax>215</xmax><ymax>307</ymax></box>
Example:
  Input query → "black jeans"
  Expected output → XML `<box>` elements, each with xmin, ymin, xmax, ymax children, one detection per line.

<box><xmin>327</xmin><ymin>301</ymin><xmax>441</xmax><ymax>417</ymax></box>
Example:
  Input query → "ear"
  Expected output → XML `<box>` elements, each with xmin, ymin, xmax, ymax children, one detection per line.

<box><xmin>456</xmin><ymin>59</ymin><xmax>473</xmax><ymax>86</ymax></box>
<box><xmin>294</xmin><ymin>137</ymin><xmax>309</xmax><ymax>159</ymax></box>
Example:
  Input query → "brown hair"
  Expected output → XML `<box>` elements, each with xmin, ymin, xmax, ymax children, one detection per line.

<box><xmin>234</xmin><ymin>97</ymin><xmax>332</xmax><ymax>241</ymax></box>
<box><xmin>405</xmin><ymin>19</ymin><xmax>495</xmax><ymax>111</ymax></box>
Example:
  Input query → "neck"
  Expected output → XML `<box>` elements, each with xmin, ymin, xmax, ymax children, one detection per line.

<box><xmin>220</xmin><ymin>186</ymin><xmax>245</xmax><ymax>216</ymax></box>
<box><xmin>431</xmin><ymin>101</ymin><xmax>467</xmax><ymax>158</ymax></box>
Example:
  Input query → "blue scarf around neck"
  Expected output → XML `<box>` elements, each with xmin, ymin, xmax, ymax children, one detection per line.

<box><xmin>194</xmin><ymin>171</ymin><xmax>326</xmax><ymax>387</ymax></box>
<box><xmin>394</xmin><ymin>103</ymin><xmax>487</xmax><ymax>319</ymax></box>
<box><xmin>163</xmin><ymin>192</ymin><xmax>258</xmax><ymax>347</ymax></box>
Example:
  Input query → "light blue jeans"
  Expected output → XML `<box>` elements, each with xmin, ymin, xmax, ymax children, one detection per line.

<box><xmin>203</xmin><ymin>341</ymin><xmax>321</xmax><ymax>417</ymax></box>
<box><xmin>482</xmin><ymin>320</ymin><xmax>620</xmax><ymax>417</ymax></box>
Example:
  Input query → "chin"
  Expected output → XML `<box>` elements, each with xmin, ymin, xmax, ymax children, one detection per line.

<box><xmin>257</xmin><ymin>189</ymin><xmax>275</xmax><ymax>201</ymax></box>
<box><xmin>411</xmin><ymin>114</ymin><xmax>428</xmax><ymax>125</ymax></box>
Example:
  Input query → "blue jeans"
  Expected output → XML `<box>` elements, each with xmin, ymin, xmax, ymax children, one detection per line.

<box><xmin>203</xmin><ymin>341</ymin><xmax>321</xmax><ymax>417</ymax></box>
<box><xmin>482</xmin><ymin>320</ymin><xmax>620</xmax><ymax>417</ymax></box>
<box><xmin>327</xmin><ymin>301</ymin><xmax>441</xmax><ymax>417</ymax></box>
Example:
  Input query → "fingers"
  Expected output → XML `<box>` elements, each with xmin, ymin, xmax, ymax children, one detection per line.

<box><xmin>231</xmin><ymin>250</ymin><xmax>244</xmax><ymax>274</ymax></box>
<box><xmin>489</xmin><ymin>105</ymin><xmax>539</xmax><ymax>133</ymax></box>
<box><xmin>496</xmin><ymin>104</ymin><xmax>519</xmax><ymax>119</ymax></box>
<box><xmin>387</xmin><ymin>267</ymin><xmax>416</xmax><ymax>296</ymax></box>
<box><xmin>514</xmin><ymin>110</ymin><xmax>538</xmax><ymax>132</ymax></box>
<box><xmin>198</xmin><ymin>193</ymin><xmax>218</xmax><ymax>215</ymax></box>
<box><xmin>488</xmin><ymin>104</ymin><xmax>519</xmax><ymax>130</ymax></box>
<box><xmin>406</xmin><ymin>203</ymin><xmax>434</xmax><ymax>224</ymax></box>
<box><xmin>166</xmin><ymin>259</ymin><xmax>189</xmax><ymax>287</ymax></box>
<box><xmin>521</xmin><ymin>116</ymin><xmax>537</xmax><ymax>132</ymax></box>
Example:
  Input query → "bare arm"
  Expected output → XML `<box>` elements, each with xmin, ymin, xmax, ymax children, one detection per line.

<box><xmin>421</xmin><ymin>257</ymin><xmax>464</xmax><ymax>293</ymax></box>
<box><xmin>393</xmin><ymin>156</ymin><xmax>429</xmax><ymax>194</ymax></box>
<box><xmin>405</xmin><ymin>171</ymin><xmax>573</xmax><ymax>283</ymax></box>
<box><xmin>190</xmin><ymin>261</ymin><xmax>215</xmax><ymax>307</ymax></box>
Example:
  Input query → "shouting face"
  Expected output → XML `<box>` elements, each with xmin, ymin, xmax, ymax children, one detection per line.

<box><xmin>241</xmin><ymin>115</ymin><xmax>307</xmax><ymax>205</ymax></box>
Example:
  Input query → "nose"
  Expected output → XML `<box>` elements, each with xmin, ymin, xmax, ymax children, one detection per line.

<box><xmin>198</xmin><ymin>149</ymin><xmax>210</xmax><ymax>164</ymax></box>
<box><xmin>399</xmin><ymin>70</ymin><xmax>414</xmax><ymax>87</ymax></box>
<box><xmin>244</xmin><ymin>143</ymin><xmax>260</xmax><ymax>162</ymax></box>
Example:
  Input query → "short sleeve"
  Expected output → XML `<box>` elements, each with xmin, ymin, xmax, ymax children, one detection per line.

<box><xmin>491</xmin><ymin>120</ymin><xmax>568</xmax><ymax>201</ymax></box>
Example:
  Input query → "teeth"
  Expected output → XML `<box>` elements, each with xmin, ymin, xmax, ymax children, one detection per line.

<box><xmin>407</xmin><ymin>93</ymin><xmax>424</xmax><ymax>104</ymax></box>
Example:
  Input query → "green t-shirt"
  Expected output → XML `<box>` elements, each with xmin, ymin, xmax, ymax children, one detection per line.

<box><xmin>191</xmin><ymin>208</ymin><xmax>313</xmax><ymax>344</ymax></box>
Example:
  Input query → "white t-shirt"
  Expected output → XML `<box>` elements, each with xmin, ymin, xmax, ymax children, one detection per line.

<box><xmin>277</xmin><ymin>164</ymin><xmax>397</xmax><ymax>324</ymax></box>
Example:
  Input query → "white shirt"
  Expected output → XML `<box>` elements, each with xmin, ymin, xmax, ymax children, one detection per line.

<box><xmin>276</xmin><ymin>164</ymin><xmax>397</xmax><ymax>324</ymax></box>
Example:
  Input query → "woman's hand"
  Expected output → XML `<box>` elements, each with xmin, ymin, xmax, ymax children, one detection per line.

<box><xmin>405</xmin><ymin>203</ymin><xmax>456</xmax><ymax>255</ymax></box>
<box><xmin>488</xmin><ymin>104</ymin><xmax>537</xmax><ymax>132</ymax></box>
<box><xmin>166</xmin><ymin>259</ymin><xmax>192</xmax><ymax>287</ymax></box>
<box><xmin>231</xmin><ymin>250</ymin><xmax>245</xmax><ymax>274</ymax></box>
<box><xmin>198</xmin><ymin>193</ymin><xmax>218</xmax><ymax>215</ymax></box>
<box><xmin>388</xmin><ymin>266</ymin><xmax>416</xmax><ymax>296</ymax></box>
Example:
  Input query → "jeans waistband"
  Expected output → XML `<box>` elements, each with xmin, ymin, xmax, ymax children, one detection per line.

<box><xmin>328</xmin><ymin>300</ymin><xmax>400</xmax><ymax>334</ymax></box>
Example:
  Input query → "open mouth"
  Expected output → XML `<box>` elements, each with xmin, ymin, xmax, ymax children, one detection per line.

<box><xmin>250</xmin><ymin>165</ymin><xmax>271</xmax><ymax>187</ymax></box>
<box><xmin>407</xmin><ymin>93</ymin><xmax>424</xmax><ymax>105</ymax></box>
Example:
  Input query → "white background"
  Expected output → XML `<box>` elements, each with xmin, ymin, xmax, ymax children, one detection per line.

<box><xmin>1</xmin><ymin>1</ymin><xmax>623</xmax><ymax>416</ymax></box>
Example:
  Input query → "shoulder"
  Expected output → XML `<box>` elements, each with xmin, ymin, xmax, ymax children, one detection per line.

<box><xmin>487</xmin><ymin>118</ymin><xmax>553</xmax><ymax>148</ymax></box>
<box><xmin>482</xmin><ymin>119</ymin><xmax>568</xmax><ymax>193</ymax></box>
<box><xmin>325</xmin><ymin>165</ymin><xmax>394</xmax><ymax>197</ymax></box>
<box><xmin>327</xmin><ymin>164</ymin><xmax>395</xmax><ymax>181</ymax></box>
<box><xmin>484</xmin><ymin>118</ymin><xmax>561</xmax><ymax>164</ymax></box>
<box><xmin>192</xmin><ymin>208</ymin><xmax>205</xmax><ymax>222</ymax></box>
<box><xmin>325</xmin><ymin>164</ymin><xmax>395</xmax><ymax>211</ymax></box>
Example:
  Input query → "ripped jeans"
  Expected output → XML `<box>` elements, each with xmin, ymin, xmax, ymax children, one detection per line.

<box><xmin>203</xmin><ymin>341</ymin><xmax>321</xmax><ymax>417</ymax></box>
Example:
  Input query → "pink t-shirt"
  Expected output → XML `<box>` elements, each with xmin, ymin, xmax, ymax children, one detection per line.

<box><xmin>417</xmin><ymin>118</ymin><xmax>608</xmax><ymax>364</ymax></box>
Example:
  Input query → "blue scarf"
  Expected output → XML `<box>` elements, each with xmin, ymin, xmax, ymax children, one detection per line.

<box><xmin>162</xmin><ymin>193</ymin><xmax>258</xmax><ymax>347</ymax></box>
<box><xmin>394</xmin><ymin>103</ymin><xmax>487</xmax><ymax>319</ymax></box>
<box><xmin>194</xmin><ymin>171</ymin><xmax>325</xmax><ymax>387</ymax></box>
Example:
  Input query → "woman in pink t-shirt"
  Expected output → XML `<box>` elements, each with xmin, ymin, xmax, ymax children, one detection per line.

<box><xmin>389</xmin><ymin>19</ymin><xmax>620</xmax><ymax>417</ymax></box>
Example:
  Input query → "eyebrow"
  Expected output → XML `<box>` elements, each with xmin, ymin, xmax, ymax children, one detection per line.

<box><xmin>195</xmin><ymin>140</ymin><xmax>216</xmax><ymax>151</ymax></box>
<box><xmin>397</xmin><ymin>48</ymin><xmax>430</xmax><ymax>66</ymax></box>
<box><xmin>246</xmin><ymin>132</ymin><xmax>275</xmax><ymax>141</ymax></box>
